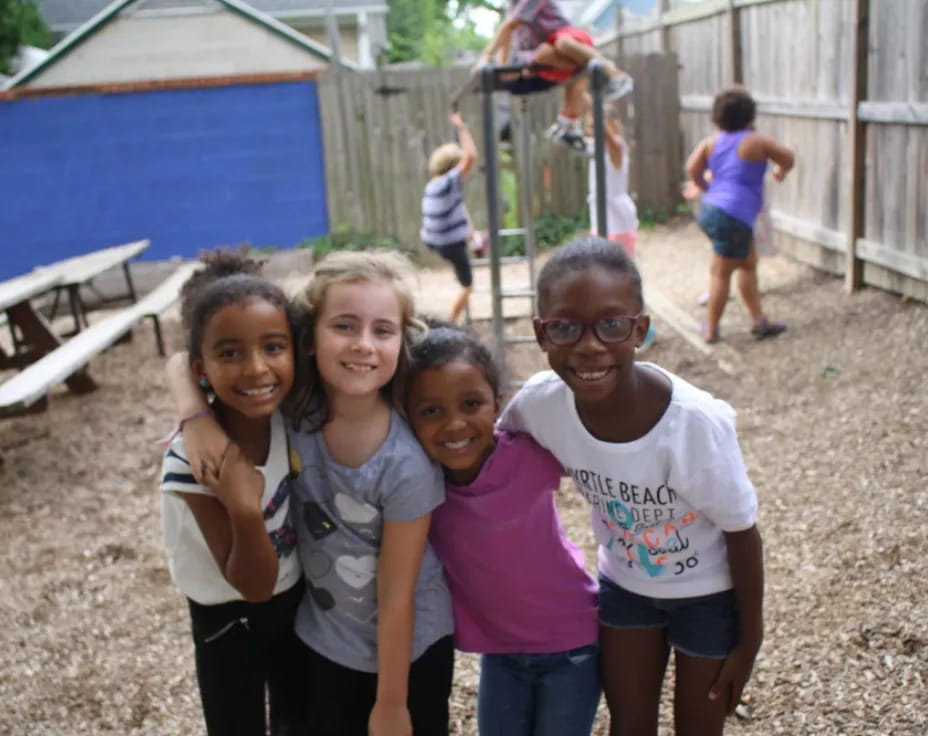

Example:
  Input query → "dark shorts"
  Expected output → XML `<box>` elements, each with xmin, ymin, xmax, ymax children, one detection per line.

<box><xmin>497</xmin><ymin>73</ymin><xmax>557</xmax><ymax>96</ymax></box>
<box><xmin>698</xmin><ymin>203</ymin><xmax>754</xmax><ymax>260</ymax></box>
<box><xmin>427</xmin><ymin>240</ymin><xmax>473</xmax><ymax>287</ymax></box>
<box><xmin>598</xmin><ymin>576</ymin><xmax>738</xmax><ymax>659</ymax></box>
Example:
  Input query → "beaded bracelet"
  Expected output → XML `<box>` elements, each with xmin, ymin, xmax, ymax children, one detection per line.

<box><xmin>160</xmin><ymin>407</ymin><xmax>214</xmax><ymax>447</ymax></box>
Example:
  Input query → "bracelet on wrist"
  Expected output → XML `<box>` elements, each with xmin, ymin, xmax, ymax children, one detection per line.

<box><xmin>159</xmin><ymin>407</ymin><xmax>214</xmax><ymax>448</ymax></box>
<box><xmin>180</xmin><ymin>407</ymin><xmax>214</xmax><ymax>429</ymax></box>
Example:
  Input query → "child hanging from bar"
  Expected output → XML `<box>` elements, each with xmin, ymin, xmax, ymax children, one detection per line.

<box><xmin>476</xmin><ymin>0</ymin><xmax>634</xmax><ymax>153</ymax></box>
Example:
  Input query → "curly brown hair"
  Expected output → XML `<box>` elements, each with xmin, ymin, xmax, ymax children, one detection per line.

<box><xmin>711</xmin><ymin>86</ymin><xmax>756</xmax><ymax>131</ymax></box>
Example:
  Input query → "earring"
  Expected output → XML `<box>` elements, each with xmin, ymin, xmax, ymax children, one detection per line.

<box><xmin>199</xmin><ymin>377</ymin><xmax>210</xmax><ymax>391</ymax></box>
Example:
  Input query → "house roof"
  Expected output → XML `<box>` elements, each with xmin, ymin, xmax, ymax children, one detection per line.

<box><xmin>4</xmin><ymin>0</ymin><xmax>356</xmax><ymax>90</ymax></box>
<box><xmin>34</xmin><ymin>0</ymin><xmax>387</xmax><ymax>30</ymax></box>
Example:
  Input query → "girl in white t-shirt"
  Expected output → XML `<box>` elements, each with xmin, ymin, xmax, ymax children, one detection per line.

<box><xmin>587</xmin><ymin>111</ymin><xmax>639</xmax><ymax>258</ymax></box>
<box><xmin>587</xmin><ymin>107</ymin><xmax>656</xmax><ymax>351</ymax></box>
<box><xmin>160</xmin><ymin>251</ymin><xmax>308</xmax><ymax>735</ymax></box>
<box><xmin>499</xmin><ymin>236</ymin><xmax>765</xmax><ymax>736</ymax></box>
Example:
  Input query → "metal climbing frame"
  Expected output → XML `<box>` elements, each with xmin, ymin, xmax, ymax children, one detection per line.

<box><xmin>477</xmin><ymin>60</ymin><xmax>612</xmax><ymax>356</ymax></box>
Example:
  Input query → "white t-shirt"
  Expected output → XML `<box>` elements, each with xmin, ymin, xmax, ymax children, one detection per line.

<box><xmin>498</xmin><ymin>366</ymin><xmax>757</xmax><ymax>599</ymax></box>
<box><xmin>160</xmin><ymin>410</ymin><xmax>302</xmax><ymax>605</ymax></box>
<box><xmin>587</xmin><ymin>137</ymin><xmax>639</xmax><ymax>236</ymax></box>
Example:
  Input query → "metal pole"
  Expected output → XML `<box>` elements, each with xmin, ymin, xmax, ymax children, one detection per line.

<box><xmin>590</xmin><ymin>60</ymin><xmax>608</xmax><ymax>238</ymax></box>
<box><xmin>517</xmin><ymin>97</ymin><xmax>537</xmax><ymax>300</ymax></box>
<box><xmin>480</xmin><ymin>66</ymin><xmax>504</xmax><ymax>352</ymax></box>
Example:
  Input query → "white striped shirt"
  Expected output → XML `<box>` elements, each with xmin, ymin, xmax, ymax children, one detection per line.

<box><xmin>420</xmin><ymin>166</ymin><xmax>470</xmax><ymax>247</ymax></box>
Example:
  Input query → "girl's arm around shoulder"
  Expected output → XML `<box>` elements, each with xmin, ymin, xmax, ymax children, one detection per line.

<box><xmin>165</xmin><ymin>351</ymin><xmax>229</xmax><ymax>485</ymax></box>
<box><xmin>370</xmin><ymin>511</ymin><xmax>432</xmax><ymax>736</ymax></box>
<box><xmin>710</xmin><ymin>524</ymin><xmax>764</xmax><ymax>713</ymax></box>
<box><xmin>499</xmin><ymin>430</ymin><xmax>566</xmax><ymax>486</ymax></box>
<box><xmin>182</xmin><ymin>443</ymin><xmax>279</xmax><ymax>602</ymax></box>
<box><xmin>685</xmin><ymin>135</ymin><xmax>715</xmax><ymax>191</ymax></box>
<box><xmin>497</xmin><ymin>371</ymin><xmax>565</xmax><ymax>446</ymax></box>
<box><xmin>163</xmin><ymin>438</ymin><xmax>279</xmax><ymax>602</ymax></box>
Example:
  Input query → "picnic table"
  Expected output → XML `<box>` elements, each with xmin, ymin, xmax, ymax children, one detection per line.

<box><xmin>0</xmin><ymin>268</ymin><xmax>97</xmax><ymax>400</ymax></box>
<box><xmin>35</xmin><ymin>239</ymin><xmax>150</xmax><ymax>333</ymax></box>
<box><xmin>0</xmin><ymin>249</ymin><xmax>198</xmax><ymax>417</ymax></box>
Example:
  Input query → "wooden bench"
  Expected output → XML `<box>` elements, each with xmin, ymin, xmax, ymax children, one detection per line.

<box><xmin>0</xmin><ymin>262</ymin><xmax>198</xmax><ymax>415</ymax></box>
<box><xmin>35</xmin><ymin>239</ymin><xmax>151</xmax><ymax>333</ymax></box>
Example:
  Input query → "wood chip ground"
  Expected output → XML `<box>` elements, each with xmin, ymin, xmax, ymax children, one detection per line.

<box><xmin>1</xmin><ymin>221</ymin><xmax>925</xmax><ymax>735</ymax></box>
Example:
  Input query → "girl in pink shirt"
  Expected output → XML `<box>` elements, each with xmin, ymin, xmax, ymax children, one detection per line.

<box><xmin>406</xmin><ymin>323</ymin><xmax>601</xmax><ymax>736</ymax></box>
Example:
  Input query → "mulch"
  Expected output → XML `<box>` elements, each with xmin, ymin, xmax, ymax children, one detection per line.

<box><xmin>1</xmin><ymin>220</ymin><xmax>925</xmax><ymax>735</ymax></box>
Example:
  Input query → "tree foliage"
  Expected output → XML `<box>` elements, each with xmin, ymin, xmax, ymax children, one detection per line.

<box><xmin>0</xmin><ymin>0</ymin><xmax>52</xmax><ymax>75</ymax></box>
<box><xmin>385</xmin><ymin>0</ymin><xmax>505</xmax><ymax>66</ymax></box>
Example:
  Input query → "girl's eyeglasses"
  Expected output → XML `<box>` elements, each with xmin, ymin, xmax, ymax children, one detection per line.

<box><xmin>538</xmin><ymin>315</ymin><xmax>641</xmax><ymax>346</ymax></box>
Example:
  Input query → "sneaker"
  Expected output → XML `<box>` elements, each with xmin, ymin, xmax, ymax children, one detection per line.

<box><xmin>553</xmin><ymin>127</ymin><xmax>589</xmax><ymax>154</ymax></box>
<box><xmin>603</xmin><ymin>73</ymin><xmax>634</xmax><ymax>102</ymax></box>
<box><xmin>544</xmin><ymin>122</ymin><xmax>564</xmax><ymax>141</ymax></box>
<box><xmin>638</xmin><ymin>325</ymin><xmax>657</xmax><ymax>352</ymax></box>
<box><xmin>751</xmin><ymin>318</ymin><xmax>786</xmax><ymax>340</ymax></box>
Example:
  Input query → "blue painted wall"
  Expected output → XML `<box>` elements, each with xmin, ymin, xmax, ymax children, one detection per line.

<box><xmin>0</xmin><ymin>80</ymin><xmax>329</xmax><ymax>280</ymax></box>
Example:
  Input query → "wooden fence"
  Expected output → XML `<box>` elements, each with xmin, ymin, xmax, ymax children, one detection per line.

<box><xmin>317</xmin><ymin>67</ymin><xmax>584</xmax><ymax>253</ymax></box>
<box><xmin>599</xmin><ymin>0</ymin><xmax>928</xmax><ymax>300</ymax></box>
<box><xmin>316</xmin><ymin>59</ymin><xmax>683</xmax><ymax>253</ymax></box>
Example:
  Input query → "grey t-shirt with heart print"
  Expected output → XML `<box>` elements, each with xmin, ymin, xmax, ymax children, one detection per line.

<box><xmin>289</xmin><ymin>411</ymin><xmax>453</xmax><ymax>673</ymax></box>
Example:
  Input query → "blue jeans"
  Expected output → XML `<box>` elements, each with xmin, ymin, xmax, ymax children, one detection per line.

<box><xmin>477</xmin><ymin>644</ymin><xmax>601</xmax><ymax>736</ymax></box>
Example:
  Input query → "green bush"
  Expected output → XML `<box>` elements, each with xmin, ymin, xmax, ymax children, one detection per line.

<box><xmin>298</xmin><ymin>223</ymin><xmax>400</xmax><ymax>258</ymax></box>
<box><xmin>638</xmin><ymin>204</ymin><xmax>672</xmax><ymax>230</ymax></box>
<box><xmin>495</xmin><ymin>211</ymin><xmax>589</xmax><ymax>257</ymax></box>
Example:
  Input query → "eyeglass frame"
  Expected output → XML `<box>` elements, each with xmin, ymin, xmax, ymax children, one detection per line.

<box><xmin>535</xmin><ymin>314</ymin><xmax>643</xmax><ymax>346</ymax></box>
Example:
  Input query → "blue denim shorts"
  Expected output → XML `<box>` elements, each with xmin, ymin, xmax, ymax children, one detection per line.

<box><xmin>698</xmin><ymin>203</ymin><xmax>754</xmax><ymax>260</ymax></box>
<box><xmin>598</xmin><ymin>576</ymin><xmax>738</xmax><ymax>659</ymax></box>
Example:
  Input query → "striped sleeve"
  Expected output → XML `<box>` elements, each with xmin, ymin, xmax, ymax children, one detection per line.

<box><xmin>160</xmin><ymin>434</ymin><xmax>213</xmax><ymax>497</ymax></box>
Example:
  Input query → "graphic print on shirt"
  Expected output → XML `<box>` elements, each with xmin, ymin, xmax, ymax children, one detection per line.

<box><xmin>293</xmin><ymin>454</ymin><xmax>383</xmax><ymax>624</ymax></box>
<box><xmin>569</xmin><ymin>465</ymin><xmax>700</xmax><ymax>578</ymax></box>
<box><xmin>264</xmin><ymin>473</ymin><xmax>298</xmax><ymax>558</ymax></box>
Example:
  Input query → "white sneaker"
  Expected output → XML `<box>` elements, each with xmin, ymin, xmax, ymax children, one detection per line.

<box><xmin>604</xmin><ymin>73</ymin><xmax>634</xmax><ymax>101</ymax></box>
<box><xmin>553</xmin><ymin>127</ymin><xmax>588</xmax><ymax>154</ymax></box>
<box><xmin>544</xmin><ymin>122</ymin><xmax>564</xmax><ymax>140</ymax></box>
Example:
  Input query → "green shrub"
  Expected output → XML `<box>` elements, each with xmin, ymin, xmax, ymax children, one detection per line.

<box><xmin>638</xmin><ymin>204</ymin><xmax>671</xmax><ymax>230</ymax></box>
<box><xmin>298</xmin><ymin>223</ymin><xmax>400</xmax><ymax>258</ymax></box>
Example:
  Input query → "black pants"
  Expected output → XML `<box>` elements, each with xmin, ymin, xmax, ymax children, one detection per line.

<box><xmin>301</xmin><ymin>634</ymin><xmax>455</xmax><ymax>736</ymax></box>
<box><xmin>187</xmin><ymin>581</ymin><xmax>309</xmax><ymax>736</ymax></box>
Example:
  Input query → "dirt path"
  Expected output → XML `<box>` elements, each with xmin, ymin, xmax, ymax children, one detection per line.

<box><xmin>1</xmin><ymin>221</ymin><xmax>925</xmax><ymax>735</ymax></box>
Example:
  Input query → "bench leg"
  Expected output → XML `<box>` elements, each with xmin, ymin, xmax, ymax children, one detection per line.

<box><xmin>7</xmin><ymin>302</ymin><xmax>98</xmax><ymax>395</ymax></box>
<box><xmin>0</xmin><ymin>394</ymin><xmax>49</xmax><ymax>418</ymax></box>
<box><xmin>123</xmin><ymin>262</ymin><xmax>139</xmax><ymax>303</ymax></box>
<box><xmin>67</xmin><ymin>284</ymin><xmax>88</xmax><ymax>334</ymax></box>
<box><xmin>148</xmin><ymin>314</ymin><xmax>166</xmax><ymax>356</ymax></box>
<box><xmin>48</xmin><ymin>287</ymin><xmax>63</xmax><ymax>321</ymax></box>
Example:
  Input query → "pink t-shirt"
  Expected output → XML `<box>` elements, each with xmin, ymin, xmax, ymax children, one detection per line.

<box><xmin>429</xmin><ymin>431</ymin><xmax>599</xmax><ymax>654</ymax></box>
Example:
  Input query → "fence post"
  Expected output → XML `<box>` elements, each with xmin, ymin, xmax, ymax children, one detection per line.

<box><xmin>728</xmin><ymin>0</ymin><xmax>744</xmax><ymax>84</ymax></box>
<box><xmin>845</xmin><ymin>0</ymin><xmax>869</xmax><ymax>293</ymax></box>
<box><xmin>658</xmin><ymin>0</ymin><xmax>672</xmax><ymax>53</ymax></box>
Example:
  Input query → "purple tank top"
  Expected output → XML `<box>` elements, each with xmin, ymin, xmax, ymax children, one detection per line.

<box><xmin>702</xmin><ymin>130</ymin><xmax>767</xmax><ymax>227</ymax></box>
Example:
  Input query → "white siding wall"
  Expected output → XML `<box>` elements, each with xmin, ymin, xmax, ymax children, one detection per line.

<box><xmin>26</xmin><ymin>9</ymin><xmax>326</xmax><ymax>87</ymax></box>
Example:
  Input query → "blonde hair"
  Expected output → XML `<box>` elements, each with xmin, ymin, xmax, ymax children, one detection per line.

<box><xmin>428</xmin><ymin>142</ymin><xmax>463</xmax><ymax>178</ymax></box>
<box><xmin>291</xmin><ymin>250</ymin><xmax>426</xmax><ymax>424</ymax></box>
